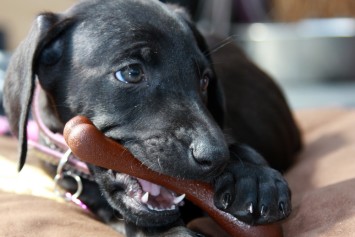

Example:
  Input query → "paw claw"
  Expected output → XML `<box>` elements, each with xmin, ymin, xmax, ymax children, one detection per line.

<box><xmin>221</xmin><ymin>192</ymin><xmax>232</xmax><ymax>210</ymax></box>
<box><xmin>247</xmin><ymin>202</ymin><xmax>254</xmax><ymax>214</ymax></box>
<box><xmin>260</xmin><ymin>205</ymin><xmax>269</xmax><ymax>217</ymax></box>
<box><xmin>279</xmin><ymin>202</ymin><xmax>286</xmax><ymax>217</ymax></box>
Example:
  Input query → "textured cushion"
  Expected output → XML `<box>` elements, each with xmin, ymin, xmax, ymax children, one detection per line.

<box><xmin>0</xmin><ymin>191</ymin><xmax>123</xmax><ymax>237</ymax></box>
<box><xmin>283</xmin><ymin>108</ymin><xmax>355</xmax><ymax>237</ymax></box>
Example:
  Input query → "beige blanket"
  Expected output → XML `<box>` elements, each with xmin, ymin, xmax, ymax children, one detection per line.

<box><xmin>1</xmin><ymin>108</ymin><xmax>355</xmax><ymax>236</ymax></box>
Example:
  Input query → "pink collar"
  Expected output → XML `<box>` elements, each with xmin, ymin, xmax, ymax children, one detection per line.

<box><xmin>29</xmin><ymin>85</ymin><xmax>90</xmax><ymax>175</ymax></box>
<box><xmin>28</xmin><ymin>84</ymin><xmax>90</xmax><ymax>210</ymax></box>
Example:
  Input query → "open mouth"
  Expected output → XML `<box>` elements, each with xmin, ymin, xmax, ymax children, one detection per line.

<box><xmin>103</xmin><ymin>169</ymin><xmax>186</xmax><ymax>226</ymax></box>
<box><xmin>136</xmin><ymin>177</ymin><xmax>186</xmax><ymax>211</ymax></box>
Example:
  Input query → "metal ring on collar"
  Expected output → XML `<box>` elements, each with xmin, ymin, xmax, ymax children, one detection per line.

<box><xmin>54</xmin><ymin>149</ymin><xmax>83</xmax><ymax>200</ymax></box>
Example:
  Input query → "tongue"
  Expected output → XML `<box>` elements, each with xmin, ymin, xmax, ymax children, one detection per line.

<box><xmin>137</xmin><ymin>178</ymin><xmax>161</xmax><ymax>196</ymax></box>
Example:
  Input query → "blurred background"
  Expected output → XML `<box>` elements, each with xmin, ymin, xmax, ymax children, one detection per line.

<box><xmin>0</xmin><ymin>0</ymin><xmax>355</xmax><ymax>110</ymax></box>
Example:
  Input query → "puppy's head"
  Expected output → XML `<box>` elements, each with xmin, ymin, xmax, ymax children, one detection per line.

<box><xmin>3</xmin><ymin>0</ymin><xmax>229</xmax><ymax>227</ymax></box>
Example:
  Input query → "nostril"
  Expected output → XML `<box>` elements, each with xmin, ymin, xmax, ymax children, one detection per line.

<box><xmin>191</xmin><ymin>148</ymin><xmax>213</xmax><ymax>167</ymax></box>
<box><xmin>189</xmin><ymin>141</ymin><xmax>230</xmax><ymax>178</ymax></box>
<box><xmin>190</xmin><ymin>147</ymin><xmax>214</xmax><ymax>168</ymax></box>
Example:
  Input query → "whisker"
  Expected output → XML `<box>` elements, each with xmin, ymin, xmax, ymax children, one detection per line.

<box><xmin>122</xmin><ymin>139</ymin><xmax>138</xmax><ymax>145</ymax></box>
<box><xmin>194</xmin><ymin>58</ymin><xmax>202</xmax><ymax>78</ymax></box>
<box><xmin>204</xmin><ymin>35</ymin><xmax>237</xmax><ymax>57</ymax></box>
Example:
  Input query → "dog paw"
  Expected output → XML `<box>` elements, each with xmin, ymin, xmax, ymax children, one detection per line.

<box><xmin>213</xmin><ymin>162</ymin><xmax>291</xmax><ymax>225</ymax></box>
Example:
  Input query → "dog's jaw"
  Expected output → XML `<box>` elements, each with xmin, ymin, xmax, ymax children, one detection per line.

<box><xmin>90</xmin><ymin>166</ymin><xmax>184</xmax><ymax>227</ymax></box>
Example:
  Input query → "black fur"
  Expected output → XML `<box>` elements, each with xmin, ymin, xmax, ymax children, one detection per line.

<box><xmin>3</xmin><ymin>0</ymin><xmax>301</xmax><ymax>236</ymax></box>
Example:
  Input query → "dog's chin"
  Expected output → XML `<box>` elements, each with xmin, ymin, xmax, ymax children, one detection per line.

<box><xmin>90</xmin><ymin>166</ymin><xmax>184</xmax><ymax>227</ymax></box>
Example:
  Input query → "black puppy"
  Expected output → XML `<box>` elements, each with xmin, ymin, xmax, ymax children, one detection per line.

<box><xmin>3</xmin><ymin>0</ymin><xmax>301</xmax><ymax>236</ymax></box>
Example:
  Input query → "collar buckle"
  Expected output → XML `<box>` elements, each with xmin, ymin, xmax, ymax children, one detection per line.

<box><xmin>54</xmin><ymin>149</ymin><xmax>87</xmax><ymax>210</ymax></box>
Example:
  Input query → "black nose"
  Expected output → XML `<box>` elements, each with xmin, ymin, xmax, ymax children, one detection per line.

<box><xmin>189</xmin><ymin>141</ymin><xmax>230</xmax><ymax>177</ymax></box>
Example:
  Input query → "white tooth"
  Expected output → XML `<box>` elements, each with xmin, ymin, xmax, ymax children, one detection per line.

<box><xmin>169</xmin><ymin>205</ymin><xmax>176</xmax><ymax>210</ymax></box>
<box><xmin>173</xmin><ymin>194</ymin><xmax>186</xmax><ymax>204</ymax></box>
<box><xmin>115</xmin><ymin>173</ymin><xmax>120</xmax><ymax>180</ymax></box>
<box><xmin>141</xmin><ymin>192</ymin><xmax>149</xmax><ymax>203</ymax></box>
<box><xmin>148</xmin><ymin>205</ymin><xmax>154</xmax><ymax>210</ymax></box>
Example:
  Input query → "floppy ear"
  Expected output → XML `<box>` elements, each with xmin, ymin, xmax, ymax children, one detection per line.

<box><xmin>3</xmin><ymin>13</ymin><xmax>73</xmax><ymax>171</ymax></box>
<box><xmin>170</xmin><ymin>5</ymin><xmax>226</xmax><ymax>128</ymax></box>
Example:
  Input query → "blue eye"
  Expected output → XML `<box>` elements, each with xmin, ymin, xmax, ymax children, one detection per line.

<box><xmin>114</xmin><ymin>64</ymin><xmax>145</xmax><ymax>83</ymax></box>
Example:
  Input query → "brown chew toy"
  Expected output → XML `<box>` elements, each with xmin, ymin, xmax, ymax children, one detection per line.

<box><xmin>64</xmin><ymin>116</ymin><xmax>283</xmax><ymax>237</ymax></box>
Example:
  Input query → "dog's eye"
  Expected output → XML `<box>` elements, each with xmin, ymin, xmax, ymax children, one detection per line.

<box><xmin>115</xmin><ymin>64</ymin><xmax>145</xmax><ymax>83</ymax></box>
<box><xmin>200</xmin><ymin>74</ymin><xmax>210</xmax><ymax>92</ymax></box>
